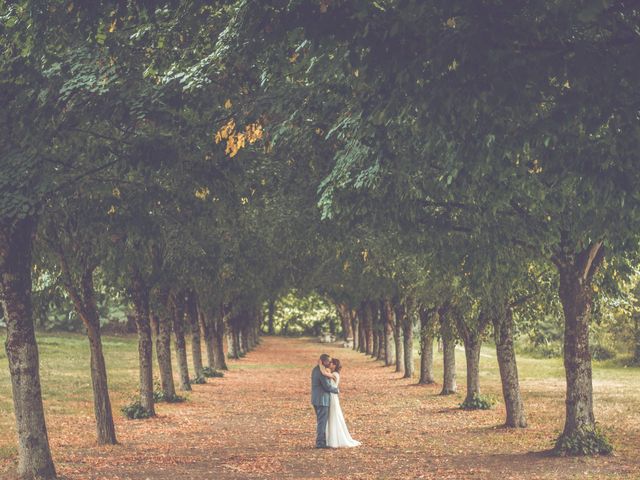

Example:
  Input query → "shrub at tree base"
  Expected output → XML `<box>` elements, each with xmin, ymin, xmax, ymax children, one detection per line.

<box><xmin>202</xmin><ymin>367</ymin><xmax>224</xmax><ymax>378</ymax></box>
<box><xmin>460</xmin><ymin>394</ymin><xmax>497</xmax><ymax>411</ymax></box>
<box><xmin>553</xmin><ymin>425</ymin><xmax>614</xmax><ymax>456</ymax></box>
<box><xmin>190</xmin><ymin>375</ymin><xmax>206</xmax><ymax>385</ymax></box>
<box><xmin>121</xmin><ymin>401</ymin><xmax>153</xmax><ymax>420</ymax></box>
<box><xmin>153</xmin><ymin>390</ymin><xmax>186</xmax><ymax>403</ymax></box>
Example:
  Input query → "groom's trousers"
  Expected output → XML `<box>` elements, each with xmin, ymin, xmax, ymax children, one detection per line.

<box><xmin>314</xmin><ymin>405</ymin><xmax>329</xmax><ymax>448</ymax></box>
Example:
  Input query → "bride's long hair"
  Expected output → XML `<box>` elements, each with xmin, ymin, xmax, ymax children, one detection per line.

<box><xmin>331</xmin><ymin>358</ymin><xmax>342</xmax><ymax>373</ymax></box>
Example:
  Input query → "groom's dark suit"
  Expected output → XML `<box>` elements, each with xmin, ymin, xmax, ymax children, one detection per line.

<box><xmin>311</xmin><ymin>365</ymin><xmax>339</xmax><ymax>448</ymax></box>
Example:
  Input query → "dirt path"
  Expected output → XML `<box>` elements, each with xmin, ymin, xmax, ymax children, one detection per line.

<box><xmin>16</xmin><ymin>337</ymin><xmax>639</xmax><ymax>480</ymax></box>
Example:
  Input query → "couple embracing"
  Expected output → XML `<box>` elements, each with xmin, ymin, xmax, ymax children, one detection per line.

<box><xmin>311</xmin><ymin>353</ymin><xmax>361</xmax><ymax>449</ymax></box>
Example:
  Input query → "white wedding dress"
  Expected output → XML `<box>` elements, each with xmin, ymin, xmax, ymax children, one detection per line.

<box><xmin>326</xmin><ymin>373</ymin><xmax>361</xmax><ymax>448</ymax></box>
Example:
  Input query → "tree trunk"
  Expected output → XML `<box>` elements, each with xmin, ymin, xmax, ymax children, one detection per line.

<box><xmin>240</xmin><ymin>325</ymin><xmax>249</xmax><ymax>353</ymax></box>
<box><xmin>393</xmin><ymin>302</ymin><xmax>404</xmax><ymax>373</ymax></box>
<box><xmin>56</xmin><ymin>252</ymin><xmax>117</xmax><ymax>445</ymax></box>
<box><xmin>361</xmin><ymin>303</ymin><xmax>373</xmax><ymax>355</ymax></box>
<box><xmin>130</xmin><ymin>270</ymin><xmax>155</xmax><ymax>415</ymax></box>
<box><xmin>418</xmin><ymin>308</ymin><xmax>436</xmax><ymax>385</ymax></box>
<box><xmin>233</xmin><ymin>326</ymin><xmax>242</xmax><ymax>357</ymax></box>
<box><xmin>357</xmin><ymin>308</ymin><xmax>366</xmax><ymax>353</ymax></box>
<box><xmin>154</xmin><ymin>313</ymin><xmax>176</xmax><ymax>399</ymax></box>
<box><xmin>186</xmin><ymin>291</ymin><xmax>203</xmax><ymax>378</ymax></box>
<box><xmin>1</xmin><ymin>217</ymin><xmax>57</xmax><ymax>480</ymax></box>
<box><xmin>439</xmin><ymin>305</ymin><xmax>457</xmax><ymax>395</ymax></box>
<box><xmin>492</xmin><ymin>306</ymin><xmax>526</xmax><ymax>428</ymax></box>
<box><xmin>171</xmin><ymin>292</ymin><xmax>191</xmax><ymax>391</ymax></box>
<box><xmin>213</xmin><ymin>308</ymin><xmax>228</xmax><ymax>369</ymax></box>
<box><xmin>226</xmin><ymin>330</ymin><xmax>237</xmax><ymax>359</ymax></box>
<box><xmin>336</xmin><ymin>303</ymin><xmax>352</xmax><ymax>340</ymax></box>
<box><xmin>200</xmin><ymin>310</ymin><xmax>215</xmax><ymax>369</ymax></box>
<box><xmin>267</xmin><ymin>299</ymin><xmax>276</xmax><ymax>335</ymax></box>
<box><xmin>372</xmin><ymin>329</ymin><xmax>379</xmax><ymax>359</ymax></box>
<box><xmin>454</xmin><ymin>310</ymin><xmax>489</xmax><ymax>405</ymax></box>
<box><xmin>634</xmin><ymin>314</ymin><xmax>640</xmax><ymax>366</ymax></box>
<box><xmin>86</xmin><ymin>324</ymin><xmax>117</xmax><ymax>443</ymax></box>
<box><xmin>462</xmin><ymin>332</ymin><xmax>481</xmax><ymax>403</ymax></box>
<box><xmin>402</xmin><ymin>306</ymin><xmax>414</xmax><ymax>379</ymax></box>
<box><xmin>350</xmin><ymin>310</ymin><xmax>359</xmax><ymax>351</ymax></box>
<box><xmin>554</xmin><ymin>242</ymin><xmax>607</xmax><ymax>453</ymax></box>
<box><xmin>372</xmin><ymin>301</ymin><xmax>384</xmax><ymax>361</ymax></box>
<box><xmin>376</xmin><ymin>327</ymin><xmax>385</xmax><ymax>361</ymax></box>
<box><xmin>81</xmin><ymin>269</ymin><xmax>117</xmax><ymax>444</ymax></box>
<box><xmin>383</xmin><ymin>299</ymin><xmax>394</xmax><ymax>366</ymax></box>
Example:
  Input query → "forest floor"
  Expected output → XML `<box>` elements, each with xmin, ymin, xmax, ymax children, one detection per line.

<box><xmin>1</xmin><ymin>334</ymin><xmax>640</xmax><ymax>479</ymax></box>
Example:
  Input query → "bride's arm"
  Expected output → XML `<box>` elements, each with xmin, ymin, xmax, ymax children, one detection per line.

<box><xmin>317</xmin><ymin>360</ymin><xmax>337</xmax><ymax>381</ymax></box>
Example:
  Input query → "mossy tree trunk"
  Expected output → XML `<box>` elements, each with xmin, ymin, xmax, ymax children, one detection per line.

<box><xmin>454</xmin><ymin>309</ymin><xmax>490</xmax><ymax>405</ymax></box>
<box><xmin>402</xmin><ymin>303</ymin><xmax>414</xmax><ymax>379</ymax></box>
<box><xmin>393</xmin><ymin>301</ymin><xmax>405</xmax><ymax>373</ymax></box>
<box><xmin>1</xmin><ymin>217</ymin><xmax>57</xmax><ymax>480</ymax></box>
<box><xmin>186</xmin><ymin>290</ymin><xmax>203</xmax><ymax>378</ymax></box>
<box><xmin>418</xmin><ymin>307</ymin><xmax>437</xmax><ymax>385</ymax></box>
<box><xmin>171</xmin><ymin>291</ymin><xmax>191</xmax><ymax>391</ymax></box>
<box><xmin>439</xmin><ymin>304</ymin><xmax>457</xmax><ymax>395</ymax></box>
<box><xmin>130</xmin><ymin>269</ymin><xmax>155</xmax><ymax>414</ymax></box>
<box><xmin>492</xmin><ymin>304</ymin><xmax>526</xmax><ymax>428</ymax></box>
<box><xmin>350</xmin><ymin>309</ymin><xmax>359</xmax><ymax>351</ymax></box>
<box><xmin>553</xmin><ymin>241</ymin><xmax>610</xmax><ymax>454</ymax></box>
<box><xmin>382</xmin><ymin>299</ymin><xmax>395</xmax><ymax>366</ymax></box>
<box><xmin>213</xmin><ymin>305</ymin><xmax>228</xmax><ymax>369</ymax></box>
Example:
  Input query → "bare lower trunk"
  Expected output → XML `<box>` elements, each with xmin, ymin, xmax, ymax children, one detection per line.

<box><xmin>402</xmin><ymin>308</ymin><xmax>414</xmax><ymax>379</ymax></box>
<box><xmin>171</xmin><ymin>292</ymin><xmax>191</xmax><ymax>391</ymax></box>
<box><xmin>226</xmin><ymin>330</ymin><xmax>237</xmax><ymax>359</ymax></box>
<box><xmin>86</xmin><ymin>324</ymin><xmax>117</xmax><ymax>443</ymax></box>
<box><xmin>233</xmin><ymin>327</ymin><xmax>242</xmax><ymax>357</ymax></box>
<box><xmin>350</xmin><ymin>311</ymin><xmax>359</xmax><ymax>351</ymax></box>
<box><xmin>213</xmin><ymin>310</ymin><xmax>228</xmax><ymax>369</ymax></box>
<box><xmin>357</xmin><ymin>309</ymin><xmax>366</xmax><ymax>353</ymax></box>
<box><xmin>154</xmin><ymin>313</ymin><xmax>176</xmax><ymax>399</ymax></box>
<box><xmin>336</xmin><ymin>303</ymin><xmax>352</xmax><ymax>341</ymax></box>
<box><xmin>554</xmin><ymin>243</ymin><xmax>608</xmax><ymax>453</ymax></box>
<box><xmin>200</xmin><ymin>310</ymin><xmax>215</xmax><ymax>369</ymax></box>
<box><xmin>372</xmin><ymin>329</ymin><xmax>379</xmax><ymax>358</ymax></box>
<box><xmin>383</xmin><ymin>299</ymin><xmax>395</xmax><ymax>366</ymax></box>
<box><xmin>419</xmin><ymin>308</ymin><xmax>436</xmax><ymax>385</ymax></box>
<box><xmin>240</xmin><ymin>325</ymin><xmax>249</xmax><ymax>353</ymax></box>
<box><xmin>1</xmin><ymin>217</ymin><xmax>57</xmax><ymax>480</ymax></box>
<box><xmin>58</xmin><ymin>255</ymin><xmax>116</xmax><ymax>444</ymax></box>
<box><xmin>634</xmin><ymin>314</ymin><xmax>640</xmax><ymax>366</ymax></box>
<box><xmin>362</xmin><ymin>303</ymin><xmax>373</xmax><ymax>355</ymax></box>
<box><xmin>267</xmin><ymin>299</ymin><xmax>276</xmax><ymax>335</ymax></box>
<box><xmin>462</xmin><ymin>335</ymin><xmax>481</xmax><ymax>403</ymax></box>
<box><xmin>454</xmin><ymin>309</ymin><xmax>490</xmax><ymax>405</ymax></box>
<box><xmin>439</xmin><ymin>306</ymin><xmax>456</xmax><ymax>395</ymax></box>
<box><xmin>376</xmin><ymin>327</ymin><xmax>385</xmax><ymax>361</ymax></box>
<box><xmin>493</xmin><ymin>306</ymin><xmax>526</xmax><ymax>428</ymax></box>
<box><xmin>393</xmin><ymin>302</ymin><xmax>404</xmax><ymax>373</ymax></box>
<box><xmin>130</xmin><ymin>270</ymin><xmax>155</xmax><ymax>415</ymax></box>
<box><xmin>186</xmin><ymin>291</ymin><xmax>203</xmax><ymax>378</ymax></box>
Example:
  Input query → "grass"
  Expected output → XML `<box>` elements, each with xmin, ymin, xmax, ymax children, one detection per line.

<box><xmin>0</xmin><ymin>331</ymin><xmax>140</xmax><ymax>441</ymax></box>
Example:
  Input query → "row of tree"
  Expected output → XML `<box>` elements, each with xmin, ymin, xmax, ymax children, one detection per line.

<box><xmin>2</xmin><ymin>1</ymin><xmax>640</xmax><ymax>479</ymax></box>
<box><xmin>337</xmin><ymin>298</ymin><xmax>526</xmax><ymax>427</ymax></box>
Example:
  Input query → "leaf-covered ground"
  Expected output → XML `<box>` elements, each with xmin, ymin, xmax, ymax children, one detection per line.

<box><xmin>1</xmin><ymin>335</ymin><xmax>639</xmax><ymax>479</ymax></box>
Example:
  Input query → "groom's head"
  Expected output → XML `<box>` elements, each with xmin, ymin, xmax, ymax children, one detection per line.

<box><xmin>319</xmin><ymin>353</ymin><xmax>331</xmax><ymax>367</ymax></box>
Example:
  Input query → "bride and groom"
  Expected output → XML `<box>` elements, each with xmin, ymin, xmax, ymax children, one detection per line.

<box><xmin>311</xmin><ymin>353</ymin><xmax>360</xmax><ymax>449</ymax></box>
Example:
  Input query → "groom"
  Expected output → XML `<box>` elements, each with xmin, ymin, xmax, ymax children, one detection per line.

<box><xmin>311</xmin><ymin>353</ymin><xmax>339</xmax><ymax>449</ymax></box>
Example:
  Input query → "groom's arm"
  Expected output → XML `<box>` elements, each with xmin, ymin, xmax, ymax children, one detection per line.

<box><xmin>319</xmin><ymin>375</ymin><xmax>339</xmax><ymax>394</ymax></box>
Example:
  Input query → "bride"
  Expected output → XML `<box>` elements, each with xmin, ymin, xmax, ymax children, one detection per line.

<box><xmin>317</xmin><ymin>358</ymin><xmax>361</xmax><ymax>448</ymax></box>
